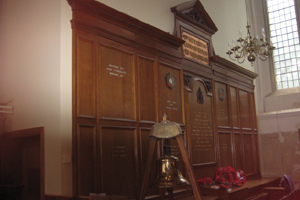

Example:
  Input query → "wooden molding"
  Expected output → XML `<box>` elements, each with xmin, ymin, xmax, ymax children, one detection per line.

<box><xmin>210</xmin><ymin>55</ymin><xmax>258</xmax><ymax>80</ymax></box>
<box><xmin>171</xmin><ymin>0</ymin><xmax>218</xmax><ymax>35</ymax></box>
<box><xmin>67</xmin><ymin>0</ymin><xmax>184</xmax><ymax>49</ymax></box>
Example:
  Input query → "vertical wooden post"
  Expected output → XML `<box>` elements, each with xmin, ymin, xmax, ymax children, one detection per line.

<box><xmin>176</xmin><ymin>135</ymin><xmax>202</xmax><ymax>200</ymax></box>
<box><xmin>139</xmin><ymin>137</ymin><xmax>157</xmax><ymax>200</ymax></box>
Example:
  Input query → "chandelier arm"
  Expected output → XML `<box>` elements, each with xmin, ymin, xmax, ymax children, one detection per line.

<box><xmin>228</xmin><ymin>53</ymin><xmax>237</xmax><ymax>61</ymax></box>
<box><xmin>235</xmin><ymin>47</ymin><xmax>244</xmax><ymax>55</ymax></box>
<box><xmin>258</xmin><ymin>55</ymin><xmax>269</xmax><ymax>61</ymax></box>
<box><xmin>233</xmin><ymin>46</ymin><xmax>245</xmax><ymax>59</ymax></box>
<box><xmin>236</xmin><ymin>56</ymin><xmax>246</xmax><ymax>64</ymax></box>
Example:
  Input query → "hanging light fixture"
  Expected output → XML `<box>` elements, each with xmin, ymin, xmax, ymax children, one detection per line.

<box><xmin>226</xmin><ymin>22</ymin><xmax>275</xmax><ymax>66</ymax></box>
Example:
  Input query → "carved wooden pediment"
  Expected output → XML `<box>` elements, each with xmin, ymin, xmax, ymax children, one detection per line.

<box><xmin>171</xmin><ymin>0</ymin><xmax>218</xmax><ymax>35</ymax></box>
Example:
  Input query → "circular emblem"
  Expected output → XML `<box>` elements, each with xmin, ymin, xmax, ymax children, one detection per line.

<box><xmin>165</xmin><ymin>73</ymin><xmax>175</xmax><ymax>90</ymax></box>
<box><xmin>197</xmin><ymin>87</ymin><xmax>204</xmax><ymax>104</ymax></box>
<box><xmin>218</xmin><ymin>87</ymin><xmax>225</xmax><ymax>101</ymax></box>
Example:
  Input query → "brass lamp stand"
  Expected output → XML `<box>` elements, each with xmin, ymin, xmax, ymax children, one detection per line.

<box><xmin>139</xmin><ymin>114</ymin><xmax>202</xmax><ymax>200</ymax></box>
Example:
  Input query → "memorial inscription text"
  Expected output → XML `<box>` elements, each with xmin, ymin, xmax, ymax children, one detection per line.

<box><xmin>182</xmin><ymin>32</ymin><xmax>209</xmax><ymax>65</ymax></box>
<box><xmin>191</xmin><ymin>111</ymin><xmax>213</xmax><ymax>152</ymax></box>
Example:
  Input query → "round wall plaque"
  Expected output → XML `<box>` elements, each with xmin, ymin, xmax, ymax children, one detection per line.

<box><xmin>165</xmin><ymin>73</ymin><xmax>175</xmax><ymax>90</ymax></box>
<box><xmin>218</xmin><ymin>87</ymin><xmax>225</xmax><ymax>101</ymax></box>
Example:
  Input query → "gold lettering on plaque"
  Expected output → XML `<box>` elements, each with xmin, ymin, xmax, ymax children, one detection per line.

<box><xmin>182</xmin><ymin>32</ymin><xmax>209</xmax><ymax>65</ymax></box>
<box><xmin>170</xmin><ymin>145</ymin><xmax>180</xmax><ymax>156</ymax></box>
<box><xmin>107</xmin><ymin>64</ymin><xmax>127</xmax><ymax>78</ymax></box>
<box><xmin>219</xmin><ymin>108</ymin><xmax>227</xmax><ymax>118</ymax></box>
<box><xmin>113</xmin><ymin>146</ymin><xmax>126</xmax><ymax>157</ymax></box>
<box><xmin>166</xmin><ymin>100</ymin><xmax>178</xmax><ymax>111</ymax></box>
<box><xmin>191</xmin><ymin>111</ymin><xmax>213</xmax><ymax>151</ymax></box>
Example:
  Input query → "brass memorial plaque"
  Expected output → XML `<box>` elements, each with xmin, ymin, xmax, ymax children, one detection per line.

<box><xmin>182</xmin><ymin>32</ymin><xmax>209</xmax><ymax>65</ymax></box>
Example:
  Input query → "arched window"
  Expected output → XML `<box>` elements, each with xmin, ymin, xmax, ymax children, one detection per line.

<box><xmin>265</xmin><ymin>0</ymin><xmax>300</xmax><ymax>89</ymax></box>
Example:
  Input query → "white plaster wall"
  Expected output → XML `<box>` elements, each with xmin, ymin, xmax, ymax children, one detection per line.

<box><xmin>0</xmin><ymin>0</ymin><xmax>72</xmax><ymax>195</ymax></box>
<box><xmin>0</xmin><ymin>0</ymin><xmax>250</xmax><ymax>196</ymax></box>
<box><xmin>60</xmin><ymin>0</ymin><xmax>73</xmax><ymax>196</ymax></box>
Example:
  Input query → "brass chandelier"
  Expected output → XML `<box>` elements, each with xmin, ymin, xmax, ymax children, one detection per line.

<box><xmin>226</xmin><ymin>22</ymin><xmax>275</xmax><ymax>66</ymax></box>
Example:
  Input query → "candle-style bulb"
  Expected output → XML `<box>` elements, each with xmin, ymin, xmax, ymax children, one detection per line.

<box><xmin>239</xmin><ymin>29</ymin><xmax>242</xmax><ymax>38</ymax></box>
<box><xmin>232</xmin><ymin>38</ymin><xmax>236</xmax><ymax>47</ymax></box>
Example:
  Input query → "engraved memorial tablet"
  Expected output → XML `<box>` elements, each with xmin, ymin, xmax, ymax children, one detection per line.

<box><xmin>188</xmin><ymin>79</ymin><xmax>215</xmax><ymax>165</ymax></box>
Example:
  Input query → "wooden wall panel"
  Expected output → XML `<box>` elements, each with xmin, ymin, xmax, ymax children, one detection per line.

<box><xmin>99</xmin><ymin>44</ymin><xmax>136</xmax><ymax>120</ymax></box>
<box><xmin>169</xmin><ymin>137</ymin><xmax>186</xmax><ymax>178</ymax></box>
<box><xmin>140</xmin><ymin>129</ymin><xmax>152</xmax><ymax>173</ymax></box>
<box><xmin>215</xmin><ymin>82</ymin><xmax>229</xmax><ymax>127</ymax></box>
<box><xmin>77</xmin><ymin>36</ymin><xmax>96</xmax><ymax>118</ymax></box>
<box><xmin>158</xmin><ymin>63</ymin><xmax>183</xmax><ymax>124</ymax></box>
<box><xmin>249</xmin><ymin>93</ymin><xmax>257</xmax><ymax>129</ymax></box>
<box><xmin>187</xmin><ymin>79</ymin><xmax>215</xmax><ymax>165</ymax></box>
<box><xmin>77</xmin><ymin>125</ymin><xmax>96</xmax><ymax>195</ymax></box>
<box><xmin>70</xmin><ymin>0</ymin><xmax>261</xmax><ymax>197</ymax></box>
<box><xmin>230</xmin><ymin>87</ymin><xmax>239</xmax><ymax>128</ymax></box>
<box><xmin>242</xmin><ymin>134</ymin><xmax>255</xmax><ymax>174</ymax></box>
<box><xmin>234</xmin><ymin>133</ymin><xmax>243</xmax><ymax>170</ymax></box>
<box><xmin>218</xmin><ymin>132</ymin><xmax>233</xmax><ymax>167</ymax></box>
<box><xmin>138</xmin><ymin>56</ymin><xmax>156</xmax><ymax>122</ymax></box>
<box><xmin>239</xmin><ymin>90</ymin><xmax>250</xmax><ymax>129</ymax></box>
<box><xmin>101</xmin><ymin>127</ymin><xmax>137</xmax><ymax>198</ymax></box>
<box><xmin>253</xmin><ymin>134</ymin><xmax>260</xmax><ymax>173</ymax></box>
<box><xmin>140</xmin><ymin>129</ymin><xmax>158</xmax><ymax>196</ymax></box>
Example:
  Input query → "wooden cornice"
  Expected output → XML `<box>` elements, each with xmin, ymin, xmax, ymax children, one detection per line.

<box><xmin>210</xmin><ymin>55</ymin><xmax>258</xmax><ymax>80</ymax></box>
<box><xmin>171</xmin><ymin>0</ymin><xmax>218</xmax><ymax>35</ymax></box>
<box><xmin>67</xmin><ymin>0</ymin><xmax>185</xmax><ymax>48</ymax></box>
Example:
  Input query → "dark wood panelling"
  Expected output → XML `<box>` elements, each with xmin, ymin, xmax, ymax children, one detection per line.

<box><xmin>239</xmin><ymin>90</ymin><xmax>250</xmax><ymax>129</ymax></box>
<box><xmin>101</xmin><ymin>127</ymin><xmax>137</xmax><ymax>198</ymax></box>
<box><xmin>234</xmin><ymin>133</ymin><xmax>243</xmax><ymax>170</ymax></box>
<box><xmin>218</xmin><ymin>132</ymin><xmax>233</xmax><ymax>167</ymax></box>
<box><xmin>243</xmin><ymin>134</ymin><xmax>255</xmax><ymax>174</ymax></box>
<box><xmin>158</xmin><ymin>62</ymin><xmax>183</xmax><ymax>124</ymax></box>
<box><xmin>69</xmin><ymin>0</ymin><xmax>261</xmax><ymax>198</ymax></box>
<box><xmin>230</xmin><ymin>87</ymin><xmax>239</xmax><ymax>128</ymax></box>
<box><xmin>186</xmin><ymin>78</ymin><xmax>215</xmax><ymax>165</ymax></box>
<box><xmin>77</xmin><ymin>125</ymin><xmax>96</xmax><ymax>195</ymax></box>
<box><xmin>99</xmin><ymin>44</ymin><xmax>136</xmax><ymax>120</ymax></box>
<box><xmin>215</xmin><ymin>82</ymin><xmax>229</xmax><ymax>127</ymax></box>
<box><xmin>253</xmin><ymin>134</ymin><xmax>260</xmax><ymax>174</ymax></box>
<box><xmin>138</xmin><ymin>56</ymin><xmax>157</xmax><ymax>122</ymax></box>
<box><xmin>140</xmin><ymin>129</ymin><xmax>158</xmax><ymax>196</ymax></box>
<box><xmin>249</xmin><ymin>92</ymin><xmax>257</xmax><ymax>130</ymax></box>
<box><xmin>77</xmin><ymin>36</ymin><xmax>96</xmax><ymax>118</ymax></box>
